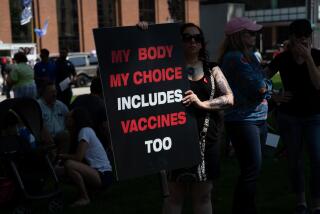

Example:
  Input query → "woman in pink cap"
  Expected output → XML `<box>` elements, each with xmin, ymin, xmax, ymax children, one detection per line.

<box><xmin>218</xmin><ymin>17</ymin><xmax>272</xmax><ymax>214</ymax></box>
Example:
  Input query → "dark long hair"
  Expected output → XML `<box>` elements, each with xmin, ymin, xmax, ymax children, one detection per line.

<box><xmin>71</xmin><ymin>107</ymin><xmax>93</xmax><ymax>136</ymax></box>
<box><xmin>180</xmin><ymin>23</ymin><xmax>209</xmax><ymax>62</ymax></box>
<box><xmin>68</xmin><ymin>107</ymin><xmax>93</xmax><ymax>153</ymax></box>
<box><xmin>218</xmin><ymin>31</ymin><xmax>254</xmax><ymax>64</ymax></box>
<box><xmin>180</xmin><ymin>23</ymin><xmax>211</xmax><ymax>74</ymax></box>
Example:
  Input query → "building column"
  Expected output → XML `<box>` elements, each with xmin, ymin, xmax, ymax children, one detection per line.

<box><xmin>119</xmin><ymin>0</ymin><xmax>139</xmax><ymax>26</ymax></box>
<box><xmin>155</xmin><ymin>0</ymin><xmax>170</xmax><ymax>23</ymax></box>
<box><xmin>34</xmin><ymin>0</ymin><xmax>59</xmax><ymax>54</ymax></box>
<box><xmin>0</xmin><ymin>0</ymin><xmax>12</xmax><ymax>43</ymax></box>
<box><xmin>271</xmin><ymin>26</ymin><xmax>277</xmax><ymax>47</ymax></box>
<box><xmin>185</xmin><ymin>0</ymin><xmax>199</xmax><ymax>25</ymax></box>
<box><xmin>309</xmin><ymin>0</ymin><xmax>320</xmax><ymax>48</ymax></box>
<box><xmin>77</xmin><ymin>0</ymin><xmax>98</xmax><ymax>52</ymax></box>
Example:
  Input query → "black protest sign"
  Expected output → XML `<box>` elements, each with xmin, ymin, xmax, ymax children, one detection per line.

<box><xmin>93</xmin><ymin>23</ymin><xmax>200</xmax><ymax>180</ymax></box>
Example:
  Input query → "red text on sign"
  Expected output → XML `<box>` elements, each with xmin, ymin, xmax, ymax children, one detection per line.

<box><xmin>138</xmin><ymin>45</ymin><xmax>173</xmax><ymax>61</ymax></box>
<box><xmin>111</xmin><ymin>49</ymin><xmax>131</xmax><ymax>63</ymax></box>
<box><xmin>109</xmin><ymin>73</ymin><xmax>130</xmax><ymax>87</ymax></box>
<box><xmin>120</xmin><ymin>111</ymin><xmax>186</xmax><ymax>134</ymax></box>
<box><xmin>133</xmin><ymin>67</ymin><xmax>182</xmax><ymax>85</ymax></box>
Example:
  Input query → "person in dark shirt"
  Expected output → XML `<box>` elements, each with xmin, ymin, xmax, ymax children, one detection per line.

<box><xmin>34</xmin><ymin>49</ymin><xmax>56</xmax><ymax>94</ymax></box>
<box><xmin>265</xmin><ymin>19</ymin><xmax>320</xmax><ymax>214</ymax></box>
<box><xmin>55</xmin><ymin>48</ymin><xmax>76</xmax><ymax>108</ymax></box>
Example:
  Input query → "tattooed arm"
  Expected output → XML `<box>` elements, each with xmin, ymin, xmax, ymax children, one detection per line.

<box><xmin>203</xmin><ymin>66</ymin><xmax>234</xmax><ymax>110</ymax></box>
<box><xmin>182</xmin><ymin>66</ymin><xmax>234</xmax><ymax>110</ymax></box>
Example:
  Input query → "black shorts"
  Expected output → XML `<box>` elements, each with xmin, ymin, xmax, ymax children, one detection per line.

<box><xmin>98</xmin><ymin>171</ymin><xmax>113</xmax><ymax>188</ymax></box>
<box><xmin>168</xmin><ymin>142</ymin><xmax>220</xmax><ymax>182</ymax></box>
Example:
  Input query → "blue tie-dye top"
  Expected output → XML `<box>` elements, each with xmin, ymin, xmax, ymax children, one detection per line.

<box><xmin>221</xmin><ymin>51</ymin><xmax>272</xmax><ymax>121</ymax></box>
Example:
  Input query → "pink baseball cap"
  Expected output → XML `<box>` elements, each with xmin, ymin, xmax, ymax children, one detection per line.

<box><xmin>225</xmin><ymin>17</ymin><xmax>262</xmax><ymax>35</ymax></box>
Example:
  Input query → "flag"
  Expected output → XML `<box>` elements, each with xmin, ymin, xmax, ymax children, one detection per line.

<box><xmin>20</xmin><ymin>0</ymin><xmax>33</xmax><ymax>25</ymax></box>
<box><xmin>20</xmin><ymin>7</ymin><xmax>32</xmax><ymax>25</ymax></box>
<box><xmin>22</xmin><ymin>0</ymin><xmax>32</xmax><ymax>7</ymax></box>
<box><xmin>34</xmin><ymin>18</ymin><xmax>49</xmax><ymax>37</ymax></box>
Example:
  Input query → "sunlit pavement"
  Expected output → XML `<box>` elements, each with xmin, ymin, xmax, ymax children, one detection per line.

<box><xmin>0</xmin><ymin>87</ymin><xmax>90</xmax><ymax>102</ymax></box>
<box><xmin>72</xmin><ymin>86</ymin><xmax>90</xmax><ymax>96</ymax></box>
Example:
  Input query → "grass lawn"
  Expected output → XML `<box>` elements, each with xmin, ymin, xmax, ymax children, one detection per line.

<box><xmin>66</xmin><ymin>154</ymin><xmax>297</xmax><ymax>214</ymax></box>
<box><xmin>2</xmin><ymin>73</ymin><xmax>295</xmax><ymax>213</ymax></box>
<box><xmin>271</xmin><ymin>72</ymin><xmax>282</xmax><ymax>90</ymax></box>
<box><xmin>2</xmin><ymin>149</ymin><xmax>303</xmax><ymax>214</ymax></box>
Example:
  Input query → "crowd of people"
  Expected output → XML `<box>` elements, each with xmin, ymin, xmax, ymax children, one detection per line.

<box><xmin>0</xmin><ymin>48</ymin><xmax>113</xmax><ymax>207</ymax></box>
<box><xmin>0</xmin><ymin>17</ymin><xmax>319</xmax><ymax>214</ymax></box>
<box><xmin>137</xmin><ymin>18</ymin><xmax>320</xmax><ymax>214</ymax></box>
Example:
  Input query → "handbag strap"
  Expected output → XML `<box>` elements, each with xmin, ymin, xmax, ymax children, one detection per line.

<box><xmin>197</xmin><ymin>69</ymin><xmax>215</xmax><ymax>181</ymax></box>
<box><xmin>200</xmin><ymin>71</ymin><xmax>215</xmax><ymax>138</ymax></box>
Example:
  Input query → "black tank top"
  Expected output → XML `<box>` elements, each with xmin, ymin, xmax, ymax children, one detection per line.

<box><xmin>188</xmin><ymin>63</ymin><xmax>224</xmax><ymax>144</ymax></box>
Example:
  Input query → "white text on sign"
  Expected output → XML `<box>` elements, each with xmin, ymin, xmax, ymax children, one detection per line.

<box><xmin>145</xmin><ymin>137</ymin><xmax>172</xmax><ymax>153</ymax></box>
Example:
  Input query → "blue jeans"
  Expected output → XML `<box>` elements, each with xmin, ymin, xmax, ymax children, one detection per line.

<box><xmin>226</xmin><ymin>120</ymin><xmax>267</xmax><ymax>214</ymax></box>
<box><xmin>277</xmin><ymin>113</ymin><xmax>320</xmax><ymax>199</ymax></box>
<box><xmin>13</xmin><ymin>82</ymin><xmax>37</xmax><ymax>99</ymax></box>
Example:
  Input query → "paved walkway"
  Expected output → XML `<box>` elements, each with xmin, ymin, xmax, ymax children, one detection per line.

<box><xmin>0</xmin><ymin>87</ymin><xmax>90</xmax><ymax>102</ymax></box>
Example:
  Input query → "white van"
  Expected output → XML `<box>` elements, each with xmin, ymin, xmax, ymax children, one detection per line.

<box><xmin>0</xmin><ymin>43</ymin><xmax>37</xmax><ymax>66</ymax></box>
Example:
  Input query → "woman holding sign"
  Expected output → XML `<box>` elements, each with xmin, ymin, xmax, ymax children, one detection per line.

<box><xmin>174</xmin><ymin>23</ymin><xmax>233</xmax><ymax>214</ymax></box>
<box><xmin>138</xmin><ymin>22</ymin><xmax>233</xmax><ymax>214</ymax></box>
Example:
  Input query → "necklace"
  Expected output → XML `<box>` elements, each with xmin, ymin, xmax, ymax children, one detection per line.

<box><xmin>186</xmin><ymin>67</ymin><xmax>195</xmax><ymax>75</ymax></box>
<box><xmin>186</xmin><ymin>61</ymin><xmax>204</xmax><ymax>81</ymax></box>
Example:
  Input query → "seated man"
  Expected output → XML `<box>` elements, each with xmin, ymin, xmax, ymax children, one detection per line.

<box><xmin>37</xmin><ymin>81</ymin><xmax>69</xmax><ymax>153</ymax></box>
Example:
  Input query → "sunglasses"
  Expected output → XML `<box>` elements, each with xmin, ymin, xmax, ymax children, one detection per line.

<box><xmin>182</xmin><ymin>33</ymin><xmax>203</xmax><ymax>43</ymax></box>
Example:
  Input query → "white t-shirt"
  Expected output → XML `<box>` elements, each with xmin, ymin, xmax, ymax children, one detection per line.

<box><xmin>78</xmin><ymin>127</ymin><xmax>112</xmax><ymax>172</ymax></box>
<box><xmin>254</xmin><ymin>51</ymin><xmax>263</xmax><ymax>63</ymax></box>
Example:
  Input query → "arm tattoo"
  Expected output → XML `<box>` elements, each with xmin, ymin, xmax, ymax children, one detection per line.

<box><xmin>207</xmin><ymin>67</ymin><xmax>234</xmax><ymax>110</ymax></box>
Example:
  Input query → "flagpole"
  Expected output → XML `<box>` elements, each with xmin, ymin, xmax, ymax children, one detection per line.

<box><xmin>31</xmin><ymin>1</ymin><xmax>34</xmax><ymax>43</ymax></box>
<box><xmin>31</xmin><ymin>0</ymin><xmax>38</xmax><ymax>52</ymax></box>
<box><xmin>36</xmin><ymin>0</ymin><xmax>42</xmax><ymax>50</ymax></box>
<box><xmin>31</xmin><ymin>12</ymin><xmax>35</xmax><ymax>44</ymax></box>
